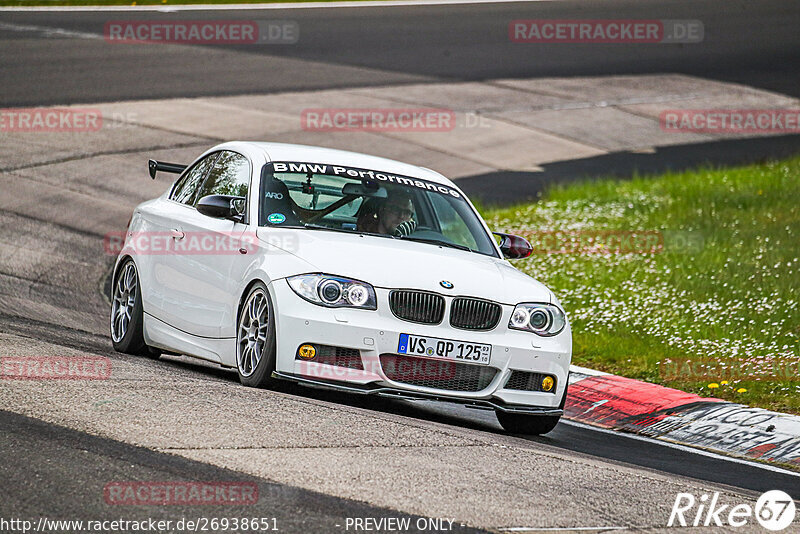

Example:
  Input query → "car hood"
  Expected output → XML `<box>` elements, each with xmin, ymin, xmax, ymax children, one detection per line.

<box><xmin>257</xmin><ymin>228</ymin><xmax>552</xmax><ymax>305</ymax></box>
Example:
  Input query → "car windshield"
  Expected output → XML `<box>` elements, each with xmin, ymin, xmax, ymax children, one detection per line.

<box><xmin>259</xmin><ymin>161</ymin><xmax>498</xmax><ymax>257</ymax></box>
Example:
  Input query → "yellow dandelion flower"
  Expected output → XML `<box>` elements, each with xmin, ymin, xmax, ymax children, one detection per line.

<box><xmin>708</xmin><ymin>383</ymin><xmax>719</xmax><ymax>389</ymax></box>
<box><xmin>736</xmin><ymin>388</ymin><xmax>747</xmax><ymax>393</ymax></box>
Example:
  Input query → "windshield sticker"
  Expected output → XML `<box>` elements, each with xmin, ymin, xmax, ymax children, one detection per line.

<box><xmin>269</xmin><ymin>161</ymin><xmax>461</xmax><ymax>198</ymax></box>
<box><xmin>267</xmin><ymin>213</ymin><xmax>286</xmax><ymax>224</ymax></box>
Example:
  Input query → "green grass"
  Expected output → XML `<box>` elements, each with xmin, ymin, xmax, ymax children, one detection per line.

<box><xmin>0</xmin><ymin>0</ymin><xmax>361</xmax><ymax>5</ymax></box>
<box><xmin>482</xmin><ymin>157</ymin><xmax>800</xmax><ymax>414</ymax></box>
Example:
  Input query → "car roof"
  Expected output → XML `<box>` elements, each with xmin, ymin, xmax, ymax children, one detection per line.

<box><xmin>230</xmin><ymin>141</ymin><xmax>455</xmax><ymax>187</ymax></box>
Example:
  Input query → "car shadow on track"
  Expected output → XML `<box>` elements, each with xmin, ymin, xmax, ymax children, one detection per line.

<box><xmin>157</xmin><ymin>353</ymin><xmax>559</xmax><ymax>440</ymax></box>
<box><xmin>159</xmin><ymin>355</ymin><xmax>520</xmax><ymax>433</ymax></box>
<box><xmin>85</xmin><ymin>351</ymin><xmax>800</xmax><ymax>494</ymax></box>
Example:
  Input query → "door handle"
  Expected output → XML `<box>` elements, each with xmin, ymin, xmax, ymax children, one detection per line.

<box><xmin>170</xmin><ymin>228</ymin><xmax>185</xmax><ymax>240</ymax></box>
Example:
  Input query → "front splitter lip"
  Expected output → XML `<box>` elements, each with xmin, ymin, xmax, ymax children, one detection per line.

<box><xmin>272</xmin><ymin>371</ymin><xmax>563</xmax><ymax>415</ymax></box>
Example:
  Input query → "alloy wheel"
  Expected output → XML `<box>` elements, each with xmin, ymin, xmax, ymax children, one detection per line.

<box><xmin>111</xmin><ymin>262</ymin><xmax>137</xmax><ymax>343</ymax></box>
<box><xmin>237</xmin><ymin>289</ymin><xmax>270</xmax><ymax>377</ymax></box>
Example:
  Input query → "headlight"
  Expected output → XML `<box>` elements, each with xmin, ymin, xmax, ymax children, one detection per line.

<box><xmin>287</xmin><ymin>274</ymin><xmax>377</xmax><ymax>310</ymax></box>
<box><xmin>508</xmin><ymin>303</ymin><xmax>566</xmax><ymax>336</ymax></box>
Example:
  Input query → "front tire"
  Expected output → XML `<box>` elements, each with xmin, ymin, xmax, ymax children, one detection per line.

<box><xmin>236</xmin><ymin>283</ymin><xmax>277</xmax><ymax>388</ymax></box>
<box><xmin>496</xmin><ymin>411</ymin><xmax>561</xmax><ymax>435</ymax></box>
<box><xmin>110</xmin><ymin>259</ymin><xmax>159</xmax><ymax>358</ymax></box>
<box><xmin>496</xmin><ymin>378</ymin><xmax>569</xmax><ymax>435</ymax></box>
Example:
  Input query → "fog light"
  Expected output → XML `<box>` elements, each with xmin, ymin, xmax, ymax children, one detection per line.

<box><xmin>298</xmin><ymin>344</ymin><xmax>317</xmax><ymax>360</ymax></box>
<box><xmin>541</xmin><ymin>376</ymin><xmax>554</xmax><ymax>392</ymax></box>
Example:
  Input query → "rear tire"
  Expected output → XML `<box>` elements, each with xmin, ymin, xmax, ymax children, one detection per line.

<box><xmin>236</xmin><ymin>282</ymin><xmax>277</xmax><ymax>388</ymax></box>
<box><xmin>111</xmin><ymin>259</ymin><xmax>159</xmax><ymax>358</ymax></box>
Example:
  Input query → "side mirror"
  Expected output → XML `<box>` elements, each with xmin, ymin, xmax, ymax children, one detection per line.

<box><xmin>493</xmin><ymin>232</ymin><xmax>533</xmax><ymax>259</ymax></box>
<box><xmin>196</xmin><ymin>195</ymin><xmax>246</xmax><ymax>222</ymax></box>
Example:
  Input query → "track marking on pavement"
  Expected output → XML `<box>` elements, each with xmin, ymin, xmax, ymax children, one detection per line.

<box><xmin>0</xmin><ymin>20</ymin><xmax>101</xmax><ymax>39</ymax></box>
<box><xmin>568</xmin><ymin>365</ymin><xmax>609</xmax><ymax>377</ymax></box>
<box><xmin>0</xmin><ymin>140</ymin><xmax>212</xmax><ymax>174</ymax></box>
<box><xmin>499</xmin><ymin>527</ymin><xmax>627</xmax><ymax>532</ymax></box>
<box><xmin>561</xmin><ymin>419</ymin><xmax>800</xmax><ymax>478</ymax></box>
<box><xmin>0</xmin><ymin>0</ymin><xmax>554</xmax><ymax>12</ymax></box>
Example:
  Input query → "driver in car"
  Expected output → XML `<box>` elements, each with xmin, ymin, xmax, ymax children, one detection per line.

<box><xmin>357</xmin><ymin>190</ymin><xmax>417</xmax><ymax>237</ymax></box>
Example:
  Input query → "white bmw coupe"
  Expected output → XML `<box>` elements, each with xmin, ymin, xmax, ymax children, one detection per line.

<box><xmin>111</xmin><ymin>142</ymin><xmax>571</xmax><ymax>434</ymax></box>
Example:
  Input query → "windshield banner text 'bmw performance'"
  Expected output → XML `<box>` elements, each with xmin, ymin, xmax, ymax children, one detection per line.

<box><xmin>269</xmin><ymin>162</ymin><xmax>461</xmax><ymax>198</ymax></box>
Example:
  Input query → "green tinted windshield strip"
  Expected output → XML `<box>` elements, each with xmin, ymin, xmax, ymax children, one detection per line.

<box><xmin>268</xmin><ymin>161</ymin><xmax>463</xmax><ymax>200</ymax></box>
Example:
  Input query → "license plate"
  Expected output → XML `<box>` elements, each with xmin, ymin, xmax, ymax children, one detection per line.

<box><xmin>397</xmin><ymin>334</ymin><xmax>491</xmax><ymax>365</ymax></box>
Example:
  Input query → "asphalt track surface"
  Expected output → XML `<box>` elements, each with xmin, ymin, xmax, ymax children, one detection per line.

<box><xmin>5</xmin><ymin>305</ymin><xmax>800</xmax><ymax>500</ymax></box>
<box><xmin>0</xmin><ymin>0</ymin><xmax>798</xmax><ymax>106</ymax></box>
<box><xmin>0</xmin><ymin>410</ymin><xmax>484</xmax><ymax>534</ymax></box>
<box><xmin>1</xmin><ymin>0</ymin><xmax>800</xmax><ymax>531</ymax></box>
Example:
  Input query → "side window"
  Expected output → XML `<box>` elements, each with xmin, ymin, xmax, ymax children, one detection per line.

<box><xmin>194</xmin><ymin>151</ymin><xmax>250</xmax><ymax>203</ymax></box>
<box><xmin>170</xmin><ymin>153</ymin><xmax>219</xmax><ymax>204</ymax></box>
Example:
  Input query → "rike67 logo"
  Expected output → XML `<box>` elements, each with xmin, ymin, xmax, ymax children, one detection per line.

<box><xmin>669</xmin><ymin>490</ymin><xmax>796</xmax><ymax>530</ymax></box>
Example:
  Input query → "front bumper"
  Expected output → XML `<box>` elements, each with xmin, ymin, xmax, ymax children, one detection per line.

<box><xmin>270</xmin><ymin>280</ymin><xmax>571</xmax><ymax>409</ymax></box>
<box><xmin>272</xmin><ymin>371</ymin><xmax>564</xmax><ymax>415</ymax></box>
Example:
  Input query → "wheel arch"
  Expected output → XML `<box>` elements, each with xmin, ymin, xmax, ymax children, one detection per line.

<box><xmin>111</xmin><ymin>255</ymin><xmax>153</xmax><ymax>322</ymax></box>
<box><xmin>111</xmin><ymin>254</ymin><xmax>135</xmax><ymax>290</ymax></box>
<box><xmin>237</xmin><ymin>277</ymin><xmax>270</xmax><ymax>324</ymax></box>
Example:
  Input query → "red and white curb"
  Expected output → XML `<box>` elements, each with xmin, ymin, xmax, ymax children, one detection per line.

<box><xmin>566</xmin><ymin>366</ymin><xmax>800</xmax><ymax>468</ymax></box>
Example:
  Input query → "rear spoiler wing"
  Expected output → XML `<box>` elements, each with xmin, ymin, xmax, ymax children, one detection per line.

<box><xmin>148</xmin><ymin>159</ymin><xmax>187</xmax><ymax>179</ymax></box>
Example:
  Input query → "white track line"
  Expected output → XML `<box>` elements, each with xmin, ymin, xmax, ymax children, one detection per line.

<box><xmin>0</xmin><ymin>21</ymin><xmax>102</xmax><ymax>39</ymax></box>
<box><xmin>569</xmin><ymin>364</ymin><xmax>609</xmax><ymax>377</ymax></box>
<box><xmin>499</xmin><ymin>527</ymin><xmax>628</xmax><ymax>532</ymax></box>
<box><xmin>0</xmin><ymin>0</ymin><xmax>553</xmax><ymax>12</ymax></box>
<box><xmin>561</xmin><ymin>419</ymin><xmax>800</xmax><ymax>478</ymax></box>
